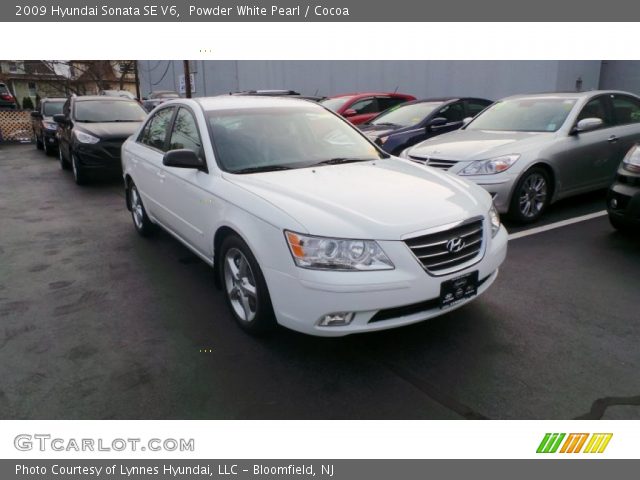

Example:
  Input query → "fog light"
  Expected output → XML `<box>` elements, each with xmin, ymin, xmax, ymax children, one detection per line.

<box><xmin>318</xmin><ymin>312</ymin><xmax>355</xmax><ymax>327</ymax></box>
<box><xmin>611</xmin><ymin>198</ymin><xmax>618</xmax><ymax>209</ymax></box>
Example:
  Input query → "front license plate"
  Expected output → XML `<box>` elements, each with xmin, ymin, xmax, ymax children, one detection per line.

<box><xmin>439</xmin><ymin>271</ymin><xmax>479</xmax><ymax>309</ymax></box>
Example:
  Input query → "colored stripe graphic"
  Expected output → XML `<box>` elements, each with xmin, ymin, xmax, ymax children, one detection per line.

<box><xmin>538</xmin><ymin>433</ymin><xmax>613</xmax><ymax>454</ymax></box>
<box><xmin>537</xmin><ymin>433</ymin><xmax>565</xmax><ymax>453</ymax></box>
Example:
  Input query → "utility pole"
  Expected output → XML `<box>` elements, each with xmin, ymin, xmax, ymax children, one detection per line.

<box><xmin>133</xmin><ymin>61</ymin><xmax>141</xmax><ymax>100</ymax></box>
<box><xmin>183</xmin><ymin>60</ymin><xmax>192</xmax><ymax>98</ymax></box>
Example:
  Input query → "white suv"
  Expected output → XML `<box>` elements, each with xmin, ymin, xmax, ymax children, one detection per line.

<box><xmin>121</xmin><ymin>96</ymin><xmax>508</xmax><ymax>336</ymax></box>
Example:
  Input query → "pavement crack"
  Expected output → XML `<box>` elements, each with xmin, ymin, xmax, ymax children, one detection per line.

<box><xmin>574</xmin><ymin>395</ymin><xmax>640</xmax><ymax>419</ymax></box>
<box><xmin>377</xmin><ymin>359</ymin><xmax>489</xmax><ymax>419</ymax></box>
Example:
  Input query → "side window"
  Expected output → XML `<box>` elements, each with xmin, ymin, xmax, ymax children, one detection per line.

<box><xmin>169</xmin><ymin>108</ymin><xmax>203</xmax><ymax>156</ymax></box>
<box><xmin>139</xmin><ymin>107</ymin><xmax>174</xmax><ymax>151</ymax></box>
<box><xmin>612</xmin><ymin>95</ymin><xmax>640</xmax><ymax>125</ymax></box>
<box><xmin>436</xmin><ymin>102</ymin><xmax>465</xmax><ymax>123</ymax></box>
<box><xmin>466</xmin><ymin>100</ymin><xmax>491</xmax><ymax>117</ymax></box>
<box><xmin>577</xmin><ymin>97</ymin><xmax>610</xmax><ymax>128</ymax></box>
<box><xmin>377</xmin><ymin>97</ymin><xmax>406</xmax><ymax>111</ymax></box>
<box><xmin>349</xmin><ymin>98</ymin><xmax>378</xmax><ymax>115</ymax></box>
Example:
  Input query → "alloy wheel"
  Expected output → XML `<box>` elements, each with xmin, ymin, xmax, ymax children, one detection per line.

<box><xmin>518</xmin><ymin>173</ymin><xmax>547</xmax><ymax>218</ymax></box>
<box><xmin>223</xmin><ymin>248</ymin><xmax>258</xmax><ymax>323</ymax></box>
<box><xmin>130</xmin><ymin>186</ymin><xmax>144</xmax><ymax>230</ymax></box>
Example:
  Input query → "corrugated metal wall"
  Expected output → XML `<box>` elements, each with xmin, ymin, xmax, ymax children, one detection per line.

<box><xmin>138</xmin><ymin>60</ymin><xmax>606</xmax><ymax>100</ymax></box>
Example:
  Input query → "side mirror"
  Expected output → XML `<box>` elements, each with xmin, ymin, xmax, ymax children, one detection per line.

<box><xmin>572</xmin><ymin>117</ymin><xmax>603</xmax><ymax>134</ymax></box>
<box><xmin>343</xmin><ymin>108</ymin><xmax>357</xmax><ymax>117</ymax></box>
<box><xmin>162</xmin><ymin>149</ymin><xmax>205</xmax><ymax>170</ymax></box>
<box><xmin>462</xmin><ymin>117</ymin><xmax>473</xmax><ymax>127</ymax></box>
<box><xmin>53</xmin><ymin>114</ymin><xmax>67</xmax><ymax>124</ymax></box>
<box><xmin>428</xmin><ymin>117</ymin><xmax>448</xmax><ymax>130</ymax></box>
<box><xmin>31</xmin><ymin>111</ymin><xmax>42</xmax><ymax>119</ymax></box>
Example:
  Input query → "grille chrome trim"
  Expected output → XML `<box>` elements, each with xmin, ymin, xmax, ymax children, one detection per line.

<box><xmin>403</xmin><ymin>216</ymin><xmax>486</xmax><ymax>276</ymax></box>
<box><xmin>409</xmin><ymin>155</ymin><xmax>458</xmax><ymax>170</ymax></box>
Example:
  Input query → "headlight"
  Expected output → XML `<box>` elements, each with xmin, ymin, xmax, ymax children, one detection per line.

<box><xmin>74</xmin><ymin>130</ymin><xmax>100</xmax><ymax>144</ymax></box>
<box><xmin>459</xmin><ymin>154</ymin><xmax>520</xmax><ymax>176</ymax></box>
<box><xmin>622</xmin><ymin>144</ymin><xmax>640</xmax><ymax>173</ymax></box>
<box><xmin>43</xmin><ymin>122</ymin><xmax>57</xmax><ymax>131</ymax></box>
<box><xmin>285</xmin><ymin>231</ymin><xmax>394</xmax><ymax>271</ymax></box>
<box><xmin>488</xmin><ymin>204</ymin><xmax>501</xmax><ymax>238</ymax></box>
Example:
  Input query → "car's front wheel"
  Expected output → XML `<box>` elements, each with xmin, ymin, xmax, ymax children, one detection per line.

<box><xmin>609</xmin><ymin>215</ymin><xmax>636</xmax><ymax>234</ymax></box>
<box><xmin>43</xmin><ymin>141</ymin><xmax>54</xmax><ymax>156</ymax></box>
<box><xmin>128</xmin><ymin>182</ymin><xmax>154</xmax><ymax>236</ymax></box>
<box><xmin>71</xmin><ymin>154</ymin><xmax>88</xmax><ymax>185</ymax></box>
<box><xmin>220</xmin><ymin>235</ymin><xmax>276</xmax><ymax>335</ymax></box>
<box><xmin>59</xmin><ymin>145</ymin><xmax>70</xmax><ymax>170</ymax></box>
<box><xmin>36</xmin><ymin>134</ymin><xmax>43</xmax><ymax>150</ymax></box>
<box><xmin>509</xmin><ymin>167</ymin><xmax>551</xmax><ymax>223</ymax></box>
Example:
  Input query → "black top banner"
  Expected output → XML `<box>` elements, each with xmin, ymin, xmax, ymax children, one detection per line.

<box><xmin>7</xmin><ymin>0</ymin><xmax>640</xmax><ymax>21</ymax></box>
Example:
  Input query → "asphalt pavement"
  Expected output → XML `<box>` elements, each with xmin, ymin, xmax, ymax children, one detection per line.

<box><xmin>0</xmin><ymin>143</ymin><xmax>638</xmax><ymax>419</ymax></box>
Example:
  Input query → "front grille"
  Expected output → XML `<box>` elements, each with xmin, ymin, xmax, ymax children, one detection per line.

<box><xmin>404</xmin><ymin>217</ymin><xmax>484</xmax><ymax>275</ymax></box>
<box><xmin>409</xmin><ymin>155</ymin><xmax>458</xmax><ymax>170</ymax></box>
<box><xmin>369</xmin><ymin>274</ymin><xmax>491</xmax><ymax>323</ymax></box>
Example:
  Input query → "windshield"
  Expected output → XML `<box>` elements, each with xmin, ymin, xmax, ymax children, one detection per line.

<box><xmin>43</xmin><ymin>101</ymin><xmax>64</xmax><ymax>116</ymax></box>
<box><xmin>320</xmin><ymin>97</ymin><xmax>353</xmax><ymax>112</ymax></box>
<box><xmin>74</xmin><ymin>100</ymin><xmax>147</xmax><ymax>123</ymax></box>
<box><xmin>371</xmin><ymin>102</ymin><xmax>442</xmax><ymax>127</ymax></box>
<box><xmin>467</xmin><ymin>98</ymin><xmax>577</xmax><ymax>132</ymax></box>
<box><xmin>207</xmin><ymin>106</ymin><xmax>385</xmax><ymax>173</ymax></box>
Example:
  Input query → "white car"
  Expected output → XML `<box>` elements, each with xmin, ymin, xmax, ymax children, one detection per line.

<box><xmin>121</xmin><ymin>96</ymin><xmax>508</xmax><ymax>336</ymax></box>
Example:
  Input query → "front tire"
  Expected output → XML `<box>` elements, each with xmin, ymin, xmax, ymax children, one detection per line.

<box><xmin>128</xmin><ymin>182</ymin><xmax>154</xmax><ymax>237</ymax></box>
<box><xmin>44</xmin><ymin>141</ymin><xmax>54</xmax><ymax>156</ymax></box>
<box><xmin>609</xmin><ymin>215</ymin><xmax>635</xmax><ymax>234</ymax></box>
<box><xmin>71</xmin><ymin>154</ymin><xmax>88</xmax><ymax>185</ymax></box>
<box><xmin>220</xmin><ymin>235</ymin><xmax>276</xmax><ymax>335</ymax></box>
<box><xmin>59</xmin><ymin>145</ymin><xmax>70</xmax><ymax>170</ymax></box>
<box><xmin>36</xmin><ymin>135</ymin><xmax>44</xmax><ymax>150</ymax></box>
<box><xmin>508</xmin><ymin>167</ymin><xmax>551</xmax><ymax>224</ymax></box>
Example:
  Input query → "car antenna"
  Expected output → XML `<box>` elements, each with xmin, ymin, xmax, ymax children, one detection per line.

<box><xmin>393</xmin><ymin>86</ymin><xmax>398</xmax><ymax>93</ymax></box>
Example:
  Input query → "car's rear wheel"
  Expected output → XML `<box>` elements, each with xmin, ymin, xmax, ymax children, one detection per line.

<box><xmin>71</xmin><ymin>154</ymin><xmax>88</xmax><ymax>185</ymax></box>
<box><xmin>220</xmin><ymin>235</ymin><xmax>276</xmax><ymax>335</ymax></box>
<box><xmin>128</xmin><ymin>182</ymin><xmax>154</xmax><ymax>236</ymax></box>
<box><xmin>509</xmin><ymin>167</ymin><xmax>550</xmax><ymax>223</ymax></box>
<box><xmin>59</xmin><ymin>145</ymin><xmax>70</xmax><ymax>170</ymax></box>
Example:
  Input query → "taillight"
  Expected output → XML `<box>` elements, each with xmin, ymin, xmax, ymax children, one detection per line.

<box><xmin>1</xmin><ymin>94</ymin><xmax>13</xmax><ymax>101</ymax></box>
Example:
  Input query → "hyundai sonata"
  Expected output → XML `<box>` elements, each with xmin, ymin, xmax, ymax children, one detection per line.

<box><xmin>121</xmin><ymin>96</ymin><xmax>507</xmax><ymax>336</ymax></box>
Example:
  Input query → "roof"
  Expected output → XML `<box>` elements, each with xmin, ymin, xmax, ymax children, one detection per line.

<box><xmin>41</xmin><ymin>97</ymin><xmax>67</xmax><ymax>102</ymax></box>
<box><xmin>194</xmin><ymin>95</ymin><xmax>321</xmax><ymax>111</ymax></box>
<box><xmin>328</xmin><ymin>92</ymin><xmax>413</xmax><ymax>98</ymax></box>
<box><xmin>73</xmin><ymin>95</ymin><xmax>135</xmax><ymax>102</ymax></box>
<box><xmin>502</xmin><ymin>90</ymin><xmax>638</xmax><ymax>101</ymax></box>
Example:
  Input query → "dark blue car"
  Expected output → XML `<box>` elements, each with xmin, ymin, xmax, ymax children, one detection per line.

<box><xmin>359</xmin><ymin>97</ymin><xmax>493</xmax><ymax>155</ymax></box>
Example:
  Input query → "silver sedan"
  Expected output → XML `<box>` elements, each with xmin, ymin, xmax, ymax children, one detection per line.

<box><xmin>401</xmin><ymin>90</ymin><xmax>640</xmax><ymax>222</ymax></box>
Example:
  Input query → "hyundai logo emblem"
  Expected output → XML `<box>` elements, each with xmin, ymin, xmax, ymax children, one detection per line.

<box><xmin>446</xmin><ymin>237</ymin><xmax>466</xmax><ymax>253</ymax></box>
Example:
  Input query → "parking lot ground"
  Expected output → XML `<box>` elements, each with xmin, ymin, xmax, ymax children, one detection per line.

<box><xmin>1</xmin><ymin>143</ymin><xmax>639</xmax><ymax>419</ymax></box>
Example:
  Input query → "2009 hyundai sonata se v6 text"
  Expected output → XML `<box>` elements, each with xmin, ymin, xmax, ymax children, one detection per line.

<box><xmin>121</xmin><ymin>96</ymin><xmax>508</xmax><ymax>336</ymax></box>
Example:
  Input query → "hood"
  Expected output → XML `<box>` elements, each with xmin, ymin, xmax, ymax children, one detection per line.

<box><xmin>359</xmin><ymin>123</ymin><xmax>417</xmax><ymax>139</ymax></box>
<box><xmin>75</xmin><ymin>121</ymin><xmax>142</xmax><ymax>140</ymax></box>
<box><xmin>408</xmin><ymin>129</ymin><xmax>553</xmax><ymax>161</ymax></box>
<box><xmin>224</xmin><ymin>159</ymin><xmax>492</xmax><ymax>240</ymax></box>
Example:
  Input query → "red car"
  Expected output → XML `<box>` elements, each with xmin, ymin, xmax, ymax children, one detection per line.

<box><xmin>320</xmin><ymin>92</ymin><xmax>416</xmax><ymax>125</ymax></box>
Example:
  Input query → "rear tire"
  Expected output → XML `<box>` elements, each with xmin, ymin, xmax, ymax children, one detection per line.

<box><xmin>508</xmin><ymin>167</ymin><xmax>551</xmax><ymax>224</ymax></box>
<box><xmin>220</xmin><ymin>234</ymin><xmax>276</xmax><ymax>335</ymax></box>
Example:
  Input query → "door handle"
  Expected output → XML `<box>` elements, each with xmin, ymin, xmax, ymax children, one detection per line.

<box><xmin>156</xmin><ymin>171</ymin><xmax>166</xmax><ymax>179</ymax></box>
<box><xmin>607</xmin><ymin>135</ymin><xmax>618</xmax><ymax>143</ymax></box>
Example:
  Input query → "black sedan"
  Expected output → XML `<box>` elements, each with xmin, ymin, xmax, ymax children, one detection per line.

<box><xmin>359</xmin><ymin>97</ymin><xmax>492</xmax><ymax>155</ymax></box>
<box><xmin>54</xmin><ymin>96</ymin><xmax>147</xmax><ymax>185</ymax></box>
<box><xmin>607</xmin><ymin>144</ymin><xmax>640</xmax><ymax>233</ymax></box>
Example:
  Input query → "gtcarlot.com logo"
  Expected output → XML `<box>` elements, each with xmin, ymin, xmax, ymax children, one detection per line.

<box><xmin>536</xmin><ymin>433</ymin><xmax>613</xmax><ymax>454</ymax></box>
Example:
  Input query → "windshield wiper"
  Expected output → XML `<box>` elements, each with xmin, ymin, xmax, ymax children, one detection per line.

<box><xmin>372</xmin><ymin>122</ymin><xmax>398</xmax><ymax>127</ymax></box>
<box><xmin>309</xmin><ymin>157</ymin><xmax>378</xmax><ymax>166</ymax></box>
<box><xmin>232</xmin><ymin>165</ymin><xmax>294</xmax><ymax>174</ymax></box>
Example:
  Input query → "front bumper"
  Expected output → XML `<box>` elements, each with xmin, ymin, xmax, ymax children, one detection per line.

<box><xmin>263</xmin><ymin>224</ymin><xmax>508</xmax><ymax>336</ymax></box>
<box><xmin>607</xmin><ymin>171</ymin><xmax>640</xmax><ymax>227</ymax></box>
<box><xmin>74</xmin><ymin>141</ymin><xmax>124</xmax><ymax>172</ymax></box>
<box><xmin>43</xmin><ymin>129</ymin><xmax>58</xmax><ymax>146</ymax></box>
<box><xmin>459</xmin><ymin>174</ymin><xmax>518</xmax><ymax>214</ymax></box>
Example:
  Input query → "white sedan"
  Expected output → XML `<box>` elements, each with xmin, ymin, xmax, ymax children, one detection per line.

<box><xmin>121</xmin><ymin>96</ymin><xmax>508</xmax><ymax>336</ymax></box>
